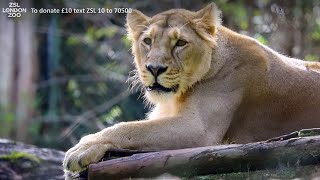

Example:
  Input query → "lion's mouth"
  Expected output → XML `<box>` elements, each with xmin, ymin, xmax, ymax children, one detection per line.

<box><xmin>147</xmin><ymin>83</ymin><xmax>179</xmax><ymax>93</ymax></box>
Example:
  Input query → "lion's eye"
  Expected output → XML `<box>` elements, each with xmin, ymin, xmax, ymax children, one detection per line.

<box><xmin>175</xmin><ymin>39</ymin><xmax>187</xmax><ymax>47</ymax></box>
<box><xmin>143</xmin><ymin>38</ymin><xmax>152</xmax><ymax>45</ymax></box>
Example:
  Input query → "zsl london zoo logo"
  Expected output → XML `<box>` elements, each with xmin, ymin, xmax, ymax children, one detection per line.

<box><xmin>2</xmin><ymin>2</ymin><xmax>27</xmax><ymax>18</ymax></box>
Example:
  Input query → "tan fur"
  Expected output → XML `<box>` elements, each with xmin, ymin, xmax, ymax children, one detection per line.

<box><xmin>63</xmin><ymin>3</ymin><xmax>320</xmax><ymax>173</ymax></box>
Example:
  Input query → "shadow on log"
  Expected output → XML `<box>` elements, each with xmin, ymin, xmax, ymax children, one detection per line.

<box><xmin>86</xmin><ymin>135</ymin><xmax>320</xmax><ymax>180</ymax></box>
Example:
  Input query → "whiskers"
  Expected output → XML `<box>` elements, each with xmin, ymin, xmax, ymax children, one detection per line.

<box><xmin>127</xmin><ymin>69</ymin><xmax>146</xmax><ymax>101</ymax></box>
<box><xmin>127</xmin><ymin>70</ymin><xmax>143</xmax><ymax>92</ymax></box>
<box><xmin>142</xmin><ymin>94</ymin><xmax>154</xmax><ymax>110</ymax></box>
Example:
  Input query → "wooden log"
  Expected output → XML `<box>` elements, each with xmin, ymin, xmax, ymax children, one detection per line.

<box><xmin>88</xmin><ymin>135</ymin><xmax>320</xmax><ymax>180</ymax></box>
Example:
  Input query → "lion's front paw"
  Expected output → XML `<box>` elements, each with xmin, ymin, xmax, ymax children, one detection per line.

<box><xmin>63</xmin><ymin>141</ymin><xmax>113</xmax><ymax>172</ymax></box>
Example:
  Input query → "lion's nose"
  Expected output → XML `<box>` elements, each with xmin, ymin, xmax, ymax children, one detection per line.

<box><xmin>146</xmin><ymin>64</ymin><xmax>168</xmax><ymax>77</ymax></box>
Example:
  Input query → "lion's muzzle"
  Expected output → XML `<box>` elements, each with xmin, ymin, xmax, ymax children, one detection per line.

<box><xmin>144</xmin><ymin>63</ymin><xmax>179</xmax><ymax>93</ymax></box>
<box><xmin>146</xmin><ymin>64</ymin><xmax>168</xmax><ymax>78</ymax></box>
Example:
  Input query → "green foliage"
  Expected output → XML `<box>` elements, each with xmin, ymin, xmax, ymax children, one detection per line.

<box><xmin>121</xmin><ymin>36</ymin><xmax>132</xmax><ymax>49</ymax></box>
<box><xmin>1</xmin><ymin>111</ymin><xmax>14</xmax><ymax>123</ymax></box>
<box><xmin>0</xmin><ymin>151</ymin><xmax>41</xmax><ymax>164</ymax></box>
<box><xmin>312</xmin><ymin>24</ymin><xmax>320</xmax><ymax>41</ymax></box>
<box><xmin>28</xmin><ymin>120</ymin><xmax>41</xmax><ymax>139</ymax></box>
<box><xmin>96</xmin><ymin>27</ymin><xmax>118</xmax><ymax>38</ymax></box>
<box><xmin>101</xmin><ymin>106</ymin><xmax>122</xmax><ymax>124</ymax></box>
<box><xmin>0</xmin><ymin>105</ymin><xmax>15</xmax><ymax>137</ymax></box>
<box><xmin>215</xmin><ymin>0</ymin><xmax>248</xmax><ymax>30</ymax></box>
<box><xmin>254</xmin><ymin>34</ymin><xmax>269</xmax><ymax>45</ymax></box>
<box><xmin>82</xmin><ymin>26</ymin><xmax>119</xmax><ymax>45</ymax></box>
<box><xmin>67</xmin><ymin>79</ymin><xmax>82</xmax><ymax>107</ymax></box>
<box><xmin>66</xmin><ymin>36</ymin><xmax>81</xmax><ymax>46</ymax></box>
<box><xmin>305</xmin><ymin>54</ymin><xmax>319</xmax><ymax>62</ymax></box>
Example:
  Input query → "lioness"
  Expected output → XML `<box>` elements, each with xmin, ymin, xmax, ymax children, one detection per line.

<box><xmin>63</xmin><ymin>3</ymin><xmax>320</xmax><ymax>173</ymax></box>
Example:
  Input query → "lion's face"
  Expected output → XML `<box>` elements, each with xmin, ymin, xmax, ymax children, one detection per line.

<box><xmin>127</xmin><ymin>4</ymin><xmax>221</xmax><ymax>103</ymax></box>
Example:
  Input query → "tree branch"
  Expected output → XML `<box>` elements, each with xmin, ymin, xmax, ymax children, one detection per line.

<box><xmin>86</xmin><ymin>135</ymin><xmax>320</xmax><ymax>180</ymax></box>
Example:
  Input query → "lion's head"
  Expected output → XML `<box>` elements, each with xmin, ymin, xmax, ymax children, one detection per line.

<box><xmin>126</xmin><ymin>3</ymin><xmax>221</xmax><ymax>104</ymax></box>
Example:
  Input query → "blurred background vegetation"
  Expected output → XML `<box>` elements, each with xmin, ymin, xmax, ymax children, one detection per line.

<box><xmin>0</xmin><ymin>0</ymin><xmax>319</xmax><ymax>151</ymax></box>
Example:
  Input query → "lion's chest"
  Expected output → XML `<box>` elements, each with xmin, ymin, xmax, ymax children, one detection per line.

<box><xmin>147</xmin><ymin>100</ymin><xmax>184</xmax><ymax>120</ymax></box>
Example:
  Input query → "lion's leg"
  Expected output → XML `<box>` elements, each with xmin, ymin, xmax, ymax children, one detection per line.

<box><xmin>63</xmin><ymin>115</ymin><xmax>213</xmax><ymax>172</ymax></box>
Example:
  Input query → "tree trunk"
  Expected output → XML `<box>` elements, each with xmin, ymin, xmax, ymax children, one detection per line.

<box><xmin>0</xmin><ymin>0</ymin><xmax>15</xmax><ymax>138</ymax></box>
<box><xmin>14</xmin><ymin>0</ymin><xmax>37</xmax><ymax>142</ymax></box>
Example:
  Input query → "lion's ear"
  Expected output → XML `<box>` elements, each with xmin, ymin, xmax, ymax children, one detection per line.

<box><xmin>126</xmin><ymin>10</ymin><xmax>150</xmax><ymax>40</ymax></box>
<box><xmin>193</xmin><ymin>3</ymin><xmax>221</xmax><ymax>43</ymax></box>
